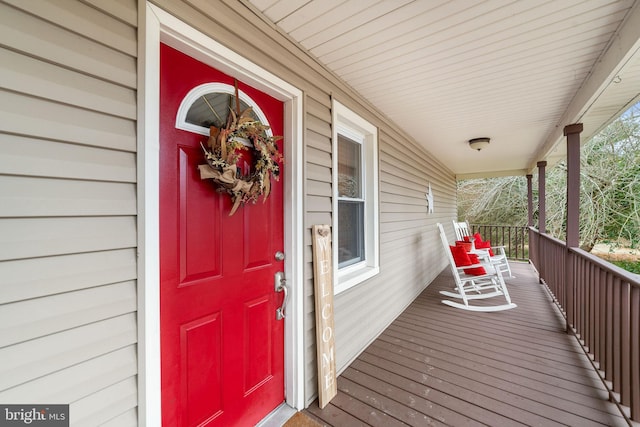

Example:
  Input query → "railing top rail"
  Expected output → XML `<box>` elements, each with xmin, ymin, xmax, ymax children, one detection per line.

<box><xmin>530</xmin><ymin>227</ymin><xmax>640</xmax><ymax>288</ymax></box>
<box><xmin>570</xmin><ymin>246</ymin><xmax>640</xmax><ymax>288</ymax></box>
<box><xmin>536</xmin><ymin>230</ymin><xmax>566</xmax><ymax>247</ymax></box>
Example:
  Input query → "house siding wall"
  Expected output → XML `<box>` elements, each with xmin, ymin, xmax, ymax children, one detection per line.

<box><xmin>0</xmin><ymin>0</ymin><xmax>139</xmax><ymax>425</ymax></box>
<box><xmin>0</xmin><ymin>0</ymin><xmax>457</xmax><ymax>422</ymax></box>
<box><xmin>333</xmin><ymin>128</ymin><xmax>456</xmax><ymax>373</ymax></box>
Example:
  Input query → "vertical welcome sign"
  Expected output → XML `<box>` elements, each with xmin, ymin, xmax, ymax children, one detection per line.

<box><xmin>312</xmin><ymin>224</ymin><xmax>337</xmax><ymax>408</ymax></box>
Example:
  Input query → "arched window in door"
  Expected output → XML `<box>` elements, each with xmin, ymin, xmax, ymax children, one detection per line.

<box><xmin>175</xmin><ymin>82</ymin><xmax>272</xmax><ymax>138</ymax></box>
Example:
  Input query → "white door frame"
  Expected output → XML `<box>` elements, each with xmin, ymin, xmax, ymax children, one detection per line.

<box><xmin>137</xmin><ymin>3</ymin><xmax>305</xmax><ymax>425</ymax></box>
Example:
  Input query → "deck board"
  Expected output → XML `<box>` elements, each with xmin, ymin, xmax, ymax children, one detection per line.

<box><xmin>305</xmin><ymin>262</ymin><xmax>627</xmax><ymax>426</ymax></box>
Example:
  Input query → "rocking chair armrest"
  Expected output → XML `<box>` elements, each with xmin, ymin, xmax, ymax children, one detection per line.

<box><xmin>479</xmin><ymin>245</ymin><xmax>507</xmax><ymax>257</ymax></box>
<box><xmin>469</xmin><ymin>248</ymin><xmax>494</xmax><ymax>261</ymax></box>
<box><xmin>491</xmin><ymin>246</ymin><xmax>508</xmax><ymax>257</ymax></box>
<box><xmin>454</xmin><ymin>262</ymin><xmax>489</xmax><ymax>272</ymax></box>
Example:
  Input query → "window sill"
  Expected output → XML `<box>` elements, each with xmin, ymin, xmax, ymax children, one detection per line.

<box><xmin>334</xmin><ymin>264</ymin><xmax>380</xmax><ymax>295</ymax></box>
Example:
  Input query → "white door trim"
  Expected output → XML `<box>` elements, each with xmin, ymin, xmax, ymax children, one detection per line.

<box><xmin>138</xmin><ymin>3</ymin><xmax>305</xmax><ymax>425</ymax></box>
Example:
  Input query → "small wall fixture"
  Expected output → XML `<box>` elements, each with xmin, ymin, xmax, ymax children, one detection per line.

<box><xmin>469</xmin><ymin>137</ymin><xmax>490</xmax><ymax>151</ymax></box>
<box><xmin>426</xmin><ymin>182</ymin><xmax>434</xmax><ymax>214</ymax></box>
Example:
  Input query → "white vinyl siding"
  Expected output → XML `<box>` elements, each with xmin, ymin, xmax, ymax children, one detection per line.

<box><xmin>0</xmin><ymin>0</ymin><xmax>138</xmax><ymax>425</ymax></box>
<box><xmin>302</xmin><ymin>95</ymin><xmax>334</xmax><ymax>400</ymax></box>
<box><xmin>300</xmin><ymin>91</ymin><xmax>454</xmax><ymax>402</ymax></box>
<box><xmin>333</xmin><ymin>127</ymin><xmax>456</xmax><ymax>373</ymax></box>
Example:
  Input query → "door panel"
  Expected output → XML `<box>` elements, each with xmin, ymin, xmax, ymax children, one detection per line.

<box><xmin>160</xmin><ymin>43</ymin><xmax>285</xmax><ymax>427</ymax></box>
<box><xmin>179</xmin><ymin>145</ymin><xmax>223</xmax><ymax>285</ymax></box>
<box><xmin>244</xmin><ymin>295</ymin><xmax>273</xmax><ymax>392</ymax></box>
<box><xmin>243</xmin><ymin>198</ymin><xmax>275</xmax><ymax>269</ymax></box>
<box><xmin>180</xmin><ymin>313</ymin><xmax>223</xmax><ymax>425</ymax></box>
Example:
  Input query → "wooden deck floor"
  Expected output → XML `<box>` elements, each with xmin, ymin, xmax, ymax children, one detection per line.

<box><xmin>304</xmin><ymin>262</ymin><xmax>628</xmax><ymax>426</ymax></box>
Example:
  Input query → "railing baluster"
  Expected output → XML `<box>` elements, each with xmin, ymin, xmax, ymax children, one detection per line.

<box><xmin>585</xmin><ymin>264</ymin><xmax>598</xmax><ymax>354</ymax></box>
<box><xmin>621</xmin><ymin>280</ymin><xmax>630</xmax><ymax>407</ymax></box>
<box><xmin>594</xmin><ymin>270</ymin><xmax>602</xmax><ymax>365</ymax></box>
<box><xmin>591</xmin><ymin>266</ymin><xmax>599</xmax><ymax>358</ymax></box>
<box><xmin>574</xmin><ymin>255</ymin><xmax>580</xmax><ymax>335</ymax></box>
<box><xmin>606</xmin><ymin>273</ymin><xmax>614</xmax><ymax>381</ymax></box>
<box><xmin>560</xmin><ymin>246</ymin><xmax>564</xmax><ymax>307</ymax></box>
<box><xmin>584</xmin><ymin>260</ymin><xmax>589</xmax><ymax>344</ymax></box>
<box><xmin>597</xmin><ymin>270</ymin><xmax>606</xmax><ymax>371</ymax></box>
<box><xmin>631</xmin><ymin>285</ymin><xmax>640</xmax><ymax>419</ymax></box>
<box><xmin>560</xmin><ymin>243</ymin><xmax>564</xmax><ymax>305</ymax></box>
<box><xmin>584</xmin><ymin>262</ymin><xmax>589</xmax><ymax>350</ymax></box>
<box><xmin>501</xmin><ymin>227</ymin><xmax>511</xmax><ymax>258</ymax></box>
<box><xmin>613</xmin><ymin>277</ymin><xmax>621</xmax><ymax>395</ymax></box>
<box><xmin>579</xmin><ymin>257</ymin><xmax>585</xmax><ymax>342</ymax></box>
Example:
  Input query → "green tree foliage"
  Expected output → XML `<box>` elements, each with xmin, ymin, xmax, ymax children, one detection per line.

<box><xmin>458</xmin><ymin>102</ymin><xmax>640</xmax><ymax>251</ymax></box>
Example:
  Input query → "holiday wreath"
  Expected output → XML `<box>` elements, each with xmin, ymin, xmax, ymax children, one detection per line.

<box><xmin>197</xmin><ymin>95</ymin><xmax>283</xmax><ymax>216</ymax></box>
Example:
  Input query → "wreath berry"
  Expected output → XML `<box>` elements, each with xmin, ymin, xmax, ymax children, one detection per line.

<box><xmin>197</xmin><ymin>105</ymin><xmax>283</xmax><ymax>216</ymax></box>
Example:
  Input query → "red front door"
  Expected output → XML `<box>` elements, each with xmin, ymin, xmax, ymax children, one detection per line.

<box><xmin>159</xmin><ymin>44</ymin><xmax>285</xmax><ymax>426</ymax></box>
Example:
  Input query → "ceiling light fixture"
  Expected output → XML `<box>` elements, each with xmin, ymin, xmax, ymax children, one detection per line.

<box><xmin>468</xmin><ymin>137</ymin><xmax>490</xmax><ymax>151</ymax></box>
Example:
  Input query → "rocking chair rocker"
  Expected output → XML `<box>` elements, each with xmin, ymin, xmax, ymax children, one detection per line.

<box><xmin>438</xmin><ymin>223</ymin><xmax>517</xmax><ymax>312</ymax></box>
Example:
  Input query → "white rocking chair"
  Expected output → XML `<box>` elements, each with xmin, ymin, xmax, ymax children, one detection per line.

<box><xmin>452</xmin><ymin>220</ymin><xmax>513</xmax><ymax>278</ymax></box>
<box><xmin>438</xmin><ymin>223</ymin><xmax>517</xmax><ymax>312</ymax></box>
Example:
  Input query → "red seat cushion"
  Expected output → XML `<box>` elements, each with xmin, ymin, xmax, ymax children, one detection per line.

<box><xmin>450</xmin><ymin>246</ymin><xmax>487</xmax><ymax>275</ymax></box>
<box><xmin>455</xmin><ymin>240</ymin><xmax>472</xmax><ymax>252</ymax></box>
<box><xmin>464</xmin><ymin>253</ymin><xmax>487</xmax><ymax>276</ymax></box>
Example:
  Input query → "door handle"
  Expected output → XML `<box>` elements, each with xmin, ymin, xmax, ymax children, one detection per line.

<box><xmin>274</xmin><ymin>271</ymin><xmax>288</xmax><ymax>320</ymax></box>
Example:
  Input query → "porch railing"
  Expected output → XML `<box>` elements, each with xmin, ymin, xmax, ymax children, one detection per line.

<box><xmin>470</xmin><ymin>224</ymin><xmax>528</xmax><ymax>261</ymax></box>
<box><xmin>529</xmin><ymin>227</ymin><xmax>640</xmax><ymax>423</ymax></box>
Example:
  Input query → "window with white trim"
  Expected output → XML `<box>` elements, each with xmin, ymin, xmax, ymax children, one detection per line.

<box><xmin>332</xmin><ymin>99</ymin><xmax>379</xmax><ymax>294</ymax></box>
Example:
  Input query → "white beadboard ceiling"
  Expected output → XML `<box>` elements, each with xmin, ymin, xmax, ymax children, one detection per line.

<box><xmin>246</xmin><ymin>0</ymin><xmax>640</xmax><ymax>178</ymax></box>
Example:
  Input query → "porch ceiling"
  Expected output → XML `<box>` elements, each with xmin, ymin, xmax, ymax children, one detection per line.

<box><xmin>245</xmin><ymin>0</ymin><xmax>640</xmax><ymax>179</ymax></box>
